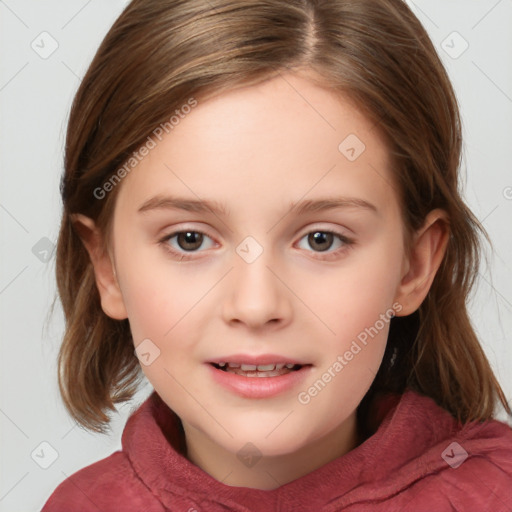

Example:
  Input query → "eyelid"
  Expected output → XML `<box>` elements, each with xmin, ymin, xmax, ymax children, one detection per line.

<box><xmin>160</xmin><ymin>223</ymin><xmax>216</xmax><ymax>239</ymax></box>
<box><xmin>296</xmin><ymin>222</ymin><xmax>353</xmax><ymax>238</ymax></box>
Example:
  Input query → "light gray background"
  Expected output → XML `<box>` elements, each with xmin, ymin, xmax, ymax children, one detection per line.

<box><xmin>1</xmin><ymin>1</ymin><xmax>511</xmax><ymax>511</ymax></box>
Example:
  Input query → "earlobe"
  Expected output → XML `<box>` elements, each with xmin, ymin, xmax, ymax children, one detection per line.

<box><xmin>394</xmin><ymin>209</ymin><xmax>450</xmax><ymax>316</ymax></box>
<box><xmin>70</xmin><ymin>213</ymin><xmax>128</xmax><ymax>320</ymax></box>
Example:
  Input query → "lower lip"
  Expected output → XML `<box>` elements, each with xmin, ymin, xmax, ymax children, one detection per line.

<box><xmin>206</xmin><ymin>364</ymin><xmax>313</xmax><ymax>399</ymax></box>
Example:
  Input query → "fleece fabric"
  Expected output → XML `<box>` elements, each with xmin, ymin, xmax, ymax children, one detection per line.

<box><xmin>41</xmin><ymin>389</ymin><xmax>512</xmax><ymax>511</ymax></box>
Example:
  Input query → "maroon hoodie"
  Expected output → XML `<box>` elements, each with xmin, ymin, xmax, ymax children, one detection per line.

<box><xmin>41</xmin><ymin>389</ymin><xmax>512</xmax><ymax>511</ymax></box>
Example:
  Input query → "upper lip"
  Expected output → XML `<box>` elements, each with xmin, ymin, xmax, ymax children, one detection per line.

<box><xmin>207</xmin><ymin>354</ymin><xmax>310</xmax><ymax>366</ymax></box>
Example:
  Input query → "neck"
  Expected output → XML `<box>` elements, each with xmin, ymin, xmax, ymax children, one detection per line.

<box><xmin>183</xmin><ymin>412</ymin><xmax>360</xmax><ymax>490</ymax></box>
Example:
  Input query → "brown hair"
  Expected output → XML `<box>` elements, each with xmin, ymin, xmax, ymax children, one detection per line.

<box><xmin>54</xmin><ymin>0</ymin><xmax>511</xmax><ymax>433</ymax></box>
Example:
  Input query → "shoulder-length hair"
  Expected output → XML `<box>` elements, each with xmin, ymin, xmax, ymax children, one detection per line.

<box><xmin>54</xmin><ymin>0</ymin><xmax>511</xmax><ymax>433</ymax></box>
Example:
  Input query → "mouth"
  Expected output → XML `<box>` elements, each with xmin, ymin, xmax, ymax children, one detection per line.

<box><xmin>210</xmin><ymin>362</ymin><xmax>307</xmax><ymax>378</ymax></box>
<box><xmin>206</xmin><ymin>356</ymin><xmax>314</xmax><ymax>398</ymax></box>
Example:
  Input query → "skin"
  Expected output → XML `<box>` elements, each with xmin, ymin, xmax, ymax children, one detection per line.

<box><xmin>75</xmin><ymin>69</ymin><xmax>449</xmax><ymax>490</ymax></box>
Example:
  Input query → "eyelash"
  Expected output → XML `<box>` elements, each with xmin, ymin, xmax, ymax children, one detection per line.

<box><xmin>158</xmin><ymin>227</ymin><xmax>355</xmax><ymax>262</ymax></box>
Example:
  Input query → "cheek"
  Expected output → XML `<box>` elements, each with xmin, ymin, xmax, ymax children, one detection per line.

<box><xmin>301</xmin><ymin>244</ymin><xmax>402</xmax><ymax>345</ymax></box>
<box><xmin>115</xmin><ymin>242</ymin><xmax>199</xmax><ymax>341</ymax></box>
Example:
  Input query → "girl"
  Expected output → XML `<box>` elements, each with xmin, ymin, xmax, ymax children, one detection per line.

<box><xmin>42</xmin><ymin>0</ymin><xmax>512</xmax><ymax>510</ymax></box>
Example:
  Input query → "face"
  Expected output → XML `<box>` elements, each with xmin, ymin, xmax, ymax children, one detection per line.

<box><xmin>102</xmin><ymin>71</ymin><xmax>409</xmax><ymax>473</ymax></box>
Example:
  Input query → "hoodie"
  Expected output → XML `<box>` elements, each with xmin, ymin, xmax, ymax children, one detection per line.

<box><xmin>41</xmin><ymin>389</ymin><xmax>512</xmax><ymax>511</ymax></box>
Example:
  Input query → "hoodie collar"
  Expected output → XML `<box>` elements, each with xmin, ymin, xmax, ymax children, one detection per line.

<box><xmin>122</xmin><ymin>389</ymin><xmax>459</xmax><ymax>511</ymax></box>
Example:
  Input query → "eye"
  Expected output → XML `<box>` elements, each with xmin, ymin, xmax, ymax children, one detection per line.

<box><xmin>296</xmin><ymin>229</ymin><xmax>354</xmax><ymax>260</ymax></box>
<box><xmin>159</xmin><ymin>230</ymin><xmax>216</xmax><ymax>260</ymax></box>
<box><xmin>158</xmin><ymin>227</ymin><xmax>354</xmax><ymax>261</ymax></box>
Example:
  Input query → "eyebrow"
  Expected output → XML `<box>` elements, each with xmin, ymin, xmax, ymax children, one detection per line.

<box><xmin>137</xmin><ymin>195</ymin><xmax>378</xmax><ymax>217</ymax></box>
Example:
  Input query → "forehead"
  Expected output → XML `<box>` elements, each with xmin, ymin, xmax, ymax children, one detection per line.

<box><xmin>113</xmin><ymin>72</ymin><xmax>396</xmax><ymax>218</ymax></box>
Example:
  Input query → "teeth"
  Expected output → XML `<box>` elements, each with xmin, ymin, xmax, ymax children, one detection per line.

<box><xmin>238</xmin><ymin>363</ymin><xmax>287</xmax><ymax>371</ymax></box>
<box><xmin>214</xmin><ymin>362</ymin><xmax>300</xmax><ymax>371</ymax></box>
<box><xmin>256</xmin><ymin>364</ymin><xmax>275</xmax><ymax>371</ymax></box>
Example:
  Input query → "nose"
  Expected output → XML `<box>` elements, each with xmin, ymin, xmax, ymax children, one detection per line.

<box><xmin>222</xmin><ymin>248</ymin><xmax>293</xmax><ymax>330</ymax></box>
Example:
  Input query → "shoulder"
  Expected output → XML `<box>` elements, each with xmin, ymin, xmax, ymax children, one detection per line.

<box><xmin>373</xmin><ymin>391</ymin><xmax>512</xmax><ymax>510</ymax></box>
<box><xmin>414</xmin><ymin>417</ymin><xmax>512</xmax><ymax>510</ymax></box>
<box><xmin>440</xmin><ymin>418</ymin><xmax>512</xmax><ymax>502</ymax></box>
<box><xmin>41</xmin><ymin>451</ymin><xmax>164</xmax><ymax>512</ymax></box>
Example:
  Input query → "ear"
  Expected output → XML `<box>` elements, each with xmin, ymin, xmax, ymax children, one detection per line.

<box><xmin>394</xmin><ymin>209</ymin><xmax>450</xmax><ymax>316</ymax></box>
<box><xmin>70</xmin><ymin>213</ymin><xmax>128</xmax><ymax>320</ymax></box>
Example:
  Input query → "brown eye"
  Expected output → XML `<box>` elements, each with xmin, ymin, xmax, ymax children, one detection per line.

<box><xmin>307</xmin><ymin>231</ymin><xmax>334</xmax><ymax>252</ymax></box>
<box><xmin>160</xmin><ymin>230</ymin><xmax>216</xmax><ymax>258</ymax></box>
<box><xmin>176</xmin><ymin>231</ymin><xmax>204</xmax><ymax>251</ymax></box>
<box><xmin>296</xmin><ymin>229</ymin><xmax>354</xmax><ymax>260</ymax></box>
